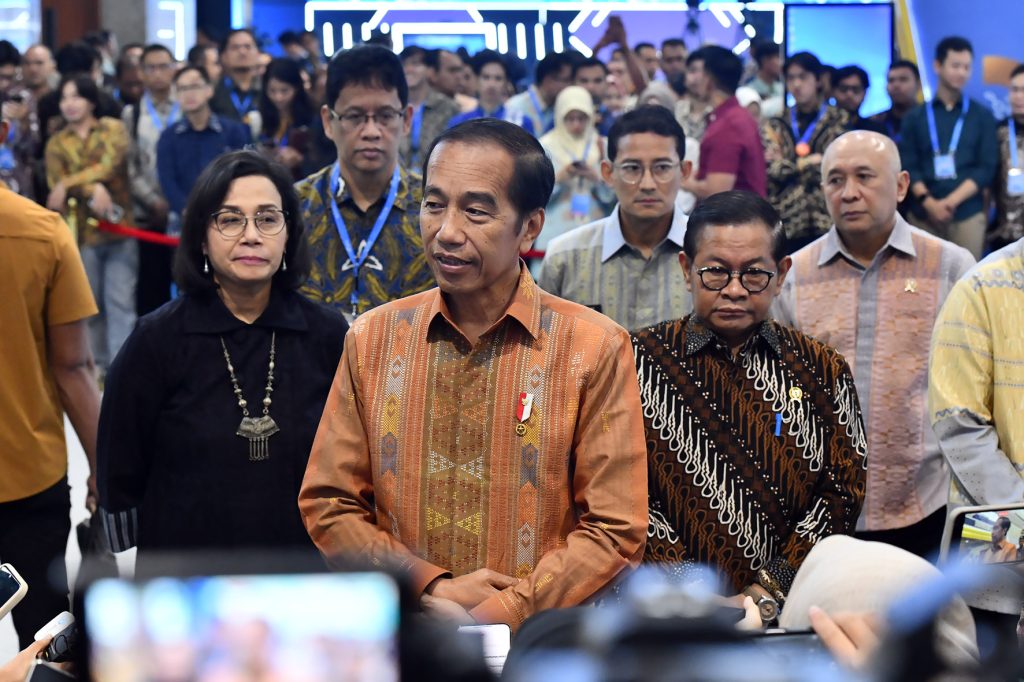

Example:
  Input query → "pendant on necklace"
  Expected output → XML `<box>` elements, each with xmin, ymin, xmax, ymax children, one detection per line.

<box><xmin>237</xmin><ymin>415</ymin><xmax>280</xmax><ymax>461</ymax></box>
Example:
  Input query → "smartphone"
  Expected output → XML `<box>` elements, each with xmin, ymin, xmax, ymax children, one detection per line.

<box><xmin>0</xmin><ymin>563</ymin><xmax>28</xmax><ymax>620</ymax></box>
<box><xmin>459</xmin><ymin>624</ymin><xmax>511</xmax><ymax>675</ymax></box>
<box><xmin>940</xmin><ymin>502</ymin><xmax>1024</xmax><ymax>565</ymax></box>
<box><xmin>35</xmin><ymin>611</ymin><xmax>77</xmax><ymax>663</ymax></box>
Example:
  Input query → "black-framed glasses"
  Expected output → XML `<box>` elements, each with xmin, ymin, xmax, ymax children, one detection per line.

<box><xmin>328</xmin><ymin>107</ymin><xmax>405</xmax><ymax>130</ymax></box>
<box><xmin>210</xmin><ymin>209</ymin><xmax>288</xmax><ymax>237</ymax></box>
<box><xmin>614</xmin><ymin>161</ymin><xmax>679</xmax><ymax>185</ymax></box>
<box><xmin>696</xmin><ymin>266</ymin><xmax>776</xmax><ymax>293</ymax></box>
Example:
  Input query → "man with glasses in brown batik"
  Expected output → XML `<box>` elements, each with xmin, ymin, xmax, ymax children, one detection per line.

<box><xmin>631</xmin><ymin>190</ymin><xmax>867</xmax><ymax>621</ymax></box>
<box><xmin>296</xmin><ymin>45</ymin><xmax>433</xmax><ymax>323</ymax></box>
<box><xmin>539</xmin><ymin>106</ymin><xmax>693</xmax><ymax>330</ymax></box>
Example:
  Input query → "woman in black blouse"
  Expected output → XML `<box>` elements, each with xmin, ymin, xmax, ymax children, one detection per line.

<box><xmin>97</xmin><ymin>150</ymin><xmax>347</xmax><ymax>561</ymax></box>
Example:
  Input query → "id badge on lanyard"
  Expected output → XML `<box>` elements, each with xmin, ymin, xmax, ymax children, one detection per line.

<box><xmin>927</xmin><ymin>98</ymin><xmax>968</xmax><ymax>181</ymax></box>
<box><xmin>933</xmin><ymin>154</ymin><xmax>957</xmax><ymax>180</ymax></box>
<box><xmin>570</xmin><ymin>192</ymin><xmax>592</xmax><ymax>218</ymax></box>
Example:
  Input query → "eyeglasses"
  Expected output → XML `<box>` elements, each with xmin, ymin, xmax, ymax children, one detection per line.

<box><xmin>696</xmin><ymin>266</ymin><xmax>776</xmax><ymax>293</ymax></box>
<box><xmin>210</xmin><ymin>209</ymin><xmax>288</xmax><ymax>237</ymax></box>
<box><xmin>143</xmin><ymin>62</ymin><xmax>175</xmax><ymax>73</ymax></box>
<box><xmin>328</xmin><ymin>107</ymin><xmax>405</xmax><ymax>130</ymax></box>
<box><xmin>176</xmin><ymin>83</ymin><xmax>208</xmax><ymax>93</ymax></box>
<box><xmin>614</xmin><ymin>161</ymin><xmax>679</xmax><ymax>185</ymax></box>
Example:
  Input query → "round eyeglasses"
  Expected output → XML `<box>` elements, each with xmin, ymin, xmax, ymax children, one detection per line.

<box><xmin>328</xmin><ymin>107</ymin><xmax>405</xmax><ymax>131</ymax></box>
<box><xmin>696</xmin><ymin>266</ymin><xmax>776</xmax><ymax>293</ymax></box>
<box><xmin>210</xmin><ymin>209</ymin><xmax>288</xmax><ymax>238</ymax></box>
<box><xmin>613</xmin><ymin>161</ymin><xmax>680</xmax><ymax>185</ymax></box>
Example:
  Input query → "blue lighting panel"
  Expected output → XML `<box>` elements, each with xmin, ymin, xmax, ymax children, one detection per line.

<box><xmin>785</xmin><ymin>4</ymin><xmax>894</xmax><ymax>117</ymax></box>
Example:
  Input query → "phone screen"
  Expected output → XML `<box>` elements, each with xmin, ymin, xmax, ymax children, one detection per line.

<box><xmin>956</xmin><ymin>510</ymin><xmax>1024</xmax><ymax>564</ymax></box>
<box><xmin>0</xmin><ymin>567</ymin><xmax>22</xmax><ymax>605</ymax></box>
<box><xmin>85</xmin><ymin>572</ymin><xmax>400</xmax><ymax>682</ymax></box>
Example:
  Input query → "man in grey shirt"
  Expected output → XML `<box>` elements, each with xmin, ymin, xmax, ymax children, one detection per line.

<box><xmin>539</xmin><ymin>106</ymin><xmax>692</xmax><ymax>331</ymax></box>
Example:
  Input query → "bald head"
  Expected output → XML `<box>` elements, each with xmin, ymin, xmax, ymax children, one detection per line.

<box><xmin>823</xmin><ymin>130</ymin><xmax>901</xmax><ymax>177</ymax></box>
<box><xmin>821</xmin><ymin>130</ymin><xmax>910</xmax><ymax>250</ymax></box>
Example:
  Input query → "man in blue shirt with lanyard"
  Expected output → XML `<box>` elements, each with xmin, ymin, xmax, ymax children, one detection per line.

<box><xmin>211</xmin><ymin>29</ymin><xmax>260</xmax><ymax>132</ymax></box>
<box><xmin>505</xmin><ymin>52</ymin><xmax>574</xmax><ymax>136</ymax></box>
<box><xmin>447</xmin><ymin>51</ymin><xmax>535</xmax><ymax>134</ymax></box>
<box><xmin>297</xmin><ymin>45</ymin><xmax>434</xmax><ymax>323</ymax></box>
<box><xmin>899</xmin><ymin>36</ymin><xmax>997</xmax><ymax>260</ymax></box>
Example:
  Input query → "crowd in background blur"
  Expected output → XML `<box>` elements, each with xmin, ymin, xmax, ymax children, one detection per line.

<box><xmin>1</xmin><ymin>16</ymin><xmax>1024</xmax><ymax>679</ymax></box>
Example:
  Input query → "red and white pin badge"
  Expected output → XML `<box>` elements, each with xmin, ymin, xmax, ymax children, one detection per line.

<box><xmin>516</xmin><ymin>393</ymin><xmax>534</xmax><ymax>436</ymax></box>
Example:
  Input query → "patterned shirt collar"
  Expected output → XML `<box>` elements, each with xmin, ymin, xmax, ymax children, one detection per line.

<box><xmin>335</xmin><ymin>164</ymin><xmax>412</xmax><ymax>214</ymax></box>
<box><xmin>818</xmin><ymin>212</ymin><xmax>916</xmax><ymax>267</ymax></box>
<box><xmin>427</xmin><ymin>262</ymin><xmax>542</xmax><ymax>342</ymax></box>
<box><xmin>174</xmin><ymin>111</ymin><xmax>223</xmax><ymax>134</ymax></box>
<box><xmin>601</xmin><ymin>204</ymin><xmax>688</xmax><ymax>263</ymax></box>
<box><xmin>683</xmin><ymin>314</ymin><xmax>782</xmax><ymax>358</ymax></box>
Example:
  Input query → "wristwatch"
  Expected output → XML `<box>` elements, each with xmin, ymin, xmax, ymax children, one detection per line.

<box><xmin>755</xmin><ymin>594</ymin><xmax>779</xmax><ymax>625</ymax></box>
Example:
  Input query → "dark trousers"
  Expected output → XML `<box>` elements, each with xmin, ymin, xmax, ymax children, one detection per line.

<box><xmin>0</xmin><ymin>478</ymin><xmax>71</xmax><ymax>649</ymax></box>
<box><xmin>854</xmin><ymin>506</ymin><xmax>948</xmax><ymax>562</ymax></box>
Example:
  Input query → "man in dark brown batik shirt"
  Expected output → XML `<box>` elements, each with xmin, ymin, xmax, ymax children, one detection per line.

<box><xmin>632</xmin><ymin>191</ymin><xmax>867</xmax><ymax>612</ymax></box>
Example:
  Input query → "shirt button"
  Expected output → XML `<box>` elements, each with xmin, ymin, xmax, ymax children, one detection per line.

<box><xmin>324</xmin><ymin>294</ymin><xmax>333</xmax><ymax>303</ymax></box>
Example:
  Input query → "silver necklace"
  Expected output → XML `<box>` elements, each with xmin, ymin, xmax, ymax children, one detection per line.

<box><xmin>220</xmin><ymin>332</ymin><xmax>278</xmax><ymax>461</ymax></box>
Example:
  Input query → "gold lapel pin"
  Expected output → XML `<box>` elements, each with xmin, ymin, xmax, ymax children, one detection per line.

<box><xmin>904</xmin><ymin>279</ymin><xmax>918</xmax><ymax>294</ymax></box>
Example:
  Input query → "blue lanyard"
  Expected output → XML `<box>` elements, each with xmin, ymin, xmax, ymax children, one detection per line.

<box><xmin>329</xmin><ymin>163</ymin><xmax>402</xmax><ymax>316</ymax></box>
<box><xmin>410</xmin><ymin>103</ymin><xmax>425</xmax><ymax>151</ymax></box>
<box><xmin>1010</xmin><ymin>119</ymin><xmax>1020</xmax><ymax>169</ymax></box>
<box><xmin>225</xmin><ymin>77</ymin><xmax>254</xmax><ymax>117</ymax></box>
<box><xmin>529</xmin><ymin>88</ymin><xmax>552</xmax><ymax>133</ymax></box>
<box><xmin>279</xmin><ymin>132</ymin><xmax>289</xmax><ymax>148</ymax></box>
<box><xmin>926</xmin><ymin>97</ymin><xmax>969</xmax><ymax>156</ymax></box>
<box><xmin>790</xmin><ymin>104</ymin><xmax>826</xmax><ymax>146</ymax></box>
<box><xmin>564</xmin><ymin>134</ymin><xmax>594</xmax><ymax>163</ymax></box>
<box><xmin>143</xmin><ymin>94</ymin><xmax>179</xmax><ymax>133</ymax></box>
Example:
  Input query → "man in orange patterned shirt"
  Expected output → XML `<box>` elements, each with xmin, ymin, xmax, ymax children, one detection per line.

<box><xmin>300</xmin><ymin>119</ymin><xmax>647</xmax><ymax>631</ymax></box>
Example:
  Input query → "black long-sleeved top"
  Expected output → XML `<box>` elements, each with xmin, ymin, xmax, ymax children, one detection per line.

<box><xmin>97</xmin><ymin>287</ymin><xmax>347</xmax><ymax>558</ymax></box>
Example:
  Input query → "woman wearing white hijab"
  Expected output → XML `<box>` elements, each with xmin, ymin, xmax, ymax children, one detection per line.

<box><xmin>536</xmin><ymin>85</ymin><xmax>614</xmax><ymax>253</ymax></box>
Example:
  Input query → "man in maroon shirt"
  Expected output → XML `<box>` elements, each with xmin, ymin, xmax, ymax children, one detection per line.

<box><xmin>683</xmin><ymin>45</ymin><xmax>767</xmax><ymax>199</ymax></box>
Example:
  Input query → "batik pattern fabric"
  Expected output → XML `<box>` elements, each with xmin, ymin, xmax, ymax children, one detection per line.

<box><xmin>762</xmin><ymin>106</ymin><xmax>850</xmax><ymax>245</ymax></box>
<box><xmin>299</xmin><ymin>266</ymin><xmax>648</xmax><ymax>630</ymax></box>
<box><xmin>992</xmin><ymin>120</ymin><xmax>1024</xmax><ymax>245</ymax></box>
<box><xmin>633</xmin><ymin>315</ymin><xmax>867</xmax><ymax>597</ymax></box>
<box><xmin>44</xmin><ymin>116</ymin><xmax>132</xmax><ymax>247</ymax></box>
<box><xmin>296</xmin><ymin>164</ymin><xmax>434</xmax><ymax>319</ymax></box>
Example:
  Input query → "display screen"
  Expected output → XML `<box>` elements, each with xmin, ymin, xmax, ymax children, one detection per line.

<box><xmin>957</xmin><ymin>510</ymin><xmax>1024</xmax><ymax>565</ymax></box>
<box><xmin>0</xmin><ymin>566</ymin><xmax>23</xmax><ymax>606</ymax></box>
<box><xmin>785</xmin><ymin>4</ymin><xmax>894</xmax><ymax>117</ymax></box>
<box><xmin>84</xmin><ymin>572</ymin><xmax>400</xmax><ymax>682</ymax></box>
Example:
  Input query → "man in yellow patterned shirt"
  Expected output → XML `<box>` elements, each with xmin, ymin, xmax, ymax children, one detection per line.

<box><xmin>44</xmin><ymin>74</ymin><xmax>134</xmax><ymax>373</ymax></box>
<box><xmin>929</xmin><ymin>235</ymin><xmax>1024</xmax><ymax>629</ymax></box>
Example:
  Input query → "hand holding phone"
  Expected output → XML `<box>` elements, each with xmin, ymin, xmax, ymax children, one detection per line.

<box><xmin>34</xmin><ymin>612</ymin><xmax>77</xmax><ymax>662</ymax></box>
<box><xmin>0</xmin><ymin>563</ymin><xmax>28</xmax><ymax>621</ymax></box>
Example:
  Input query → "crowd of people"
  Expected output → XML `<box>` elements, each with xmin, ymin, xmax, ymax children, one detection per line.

<box><xmin>1</xmin><ymin>19</ymin><xmax>1023</xmax><ymax>678</ymax></box>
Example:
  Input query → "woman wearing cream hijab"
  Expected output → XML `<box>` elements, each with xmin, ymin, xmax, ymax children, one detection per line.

<box><xmin>536</xmin><ymin>85</ymin><xmax>614</xmax><ymax>253</ymax></box>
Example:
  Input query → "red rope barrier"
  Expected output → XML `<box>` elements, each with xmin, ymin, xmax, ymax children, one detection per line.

<box><xmin>89</xmin><ymin>219</ymin><xmax>181</xmax><ymax>247</ymax></box>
